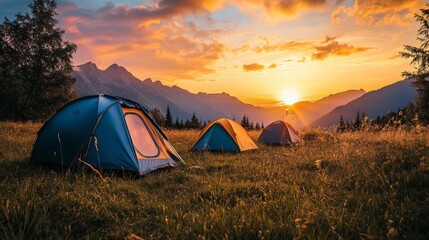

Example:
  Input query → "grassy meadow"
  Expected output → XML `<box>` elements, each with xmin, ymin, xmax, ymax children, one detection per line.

<box><xmin>0</xmin><ymin>121</ymin><xmax>429</xmax><ymax>239</ymax></box>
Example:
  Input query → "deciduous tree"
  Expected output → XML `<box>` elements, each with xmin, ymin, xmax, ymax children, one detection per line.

<box><xmin>0</xmin><ymin>0</ymin><xmax>77</xmax><ymax>121</ymax></box>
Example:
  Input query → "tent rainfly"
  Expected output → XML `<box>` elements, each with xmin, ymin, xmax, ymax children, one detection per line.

<box><xmin>191</xmin><ymin>118</ymin><xmax>258</xmax><ymax>152</ymax></box>
<box><xmin>258</xmin><ymin>120</ymin><xmax>302</xmax><ymax>145</ymax></box>
<box><xmin>30</xmin><ymin>95</ymin><xmax>184</xmax><ymax>175</ymax></box>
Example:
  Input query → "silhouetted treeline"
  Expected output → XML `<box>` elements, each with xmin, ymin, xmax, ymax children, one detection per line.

<box><xmin>150</xmin><ymin>107</ymin><xmax>264</xmax><ymax>130</ymax></box>
<box><xmin>150</xmin><ymin>106</ymin><xmax>205</xmax><ymax>129</ymax></box>
<box><xmin>336</xmin><ymin>103</ymin><xmax>422</xmax><ymax>132</ymax></box>
<box><xmin>240</xmin><ymin>114</ymin><xmax>264</xmax><ymax>130</ymax></box>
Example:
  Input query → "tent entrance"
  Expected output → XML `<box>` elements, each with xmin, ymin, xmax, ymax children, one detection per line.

<box><xmin>123</xmin><ymin>108</ymin><xmax>160</xmax><ymax>158</ymax></box>
<box><xmin>193</xmin><ymin>124</ymin><xmax>239</xmax><ymax>151</ymax></box>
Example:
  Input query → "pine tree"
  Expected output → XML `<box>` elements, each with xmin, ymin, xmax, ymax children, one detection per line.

<box><xmin>353</xmin><ymin>110</ymin><xmax>361</xmax><ymax>131</ymax></box>
<box><xmin>261</xmin><ymin>122</ymin><xmax>265</xmax><ymax>129</ymax></box>
<box><xmin>190</xmin><ymin>113</ymin><xmax>201</xmax><ymax>129</ymax></box>
<box><xmin>360</xmin><ymin>112</ymin><xmax>368</xmax><ymax>129</ymax></box>
<box><xmin>241</xmin><ymin>115</ymin><xmax>247</xmax><ymax>129</ymax></box>
<box><xmin>241</xmin><ymin>115</ymin><xmax>251</xmax><ymax>129</ymax></box>
<box><xmin>149</xmin><ymin>108</ymin><xmax>165</xmax><ymax>126</ymax></box>
<box><xmin>0</xmin><ymin>0</ymin><xmax>77</xmax><ymax>121</ymax></box>
<box><xmin>346</xmin><ymin>120</ymin><xmax>352</xmax><ymax>131</ymax></box>
<box><xmin>174</xmin><ymin>117</ymin><xmax>180</xmax><ymax>129</ymax></box>
<box><xmin>400</xmin><ymin>4</ymin><xmax>429</xmax><ymax>123</ymax></box>
<box><xmin>255</xmin><ymin>122</ymin><xmax>260</xmax><ymax>130</ymax></box>
<box><xmin>337</xmin><ymin>115</ymin><xmax>346</xmax><ymax>132</ymax></box>
<box><xmin>164</xmin><ymin>105</ymin><xmax>173</xmax><ymax>128</ymax></box>
<box><xmin>184</xmin><ymin>119</ymin><xmax>191</xmax><ymax>129</ymax></box>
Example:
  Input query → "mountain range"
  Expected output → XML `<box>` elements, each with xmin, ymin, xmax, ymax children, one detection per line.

<box><xmin>74</xmin><ymin>62</ymin><xmax>272</xmax><ymax>123</ymax></box>
<box><xmin>281</xmin><ymin>89</ymin><xmax>366</xmax><ymax>128</ymax></box>
<box><xmin>312</xmin><ymin>78</ymin><xmax>416</xmax><ymax>127</ymax></box>
<box><xmin>73</xmin><ymin>62</ymin><xmax>415</xmax><ymax>128</ymax></box>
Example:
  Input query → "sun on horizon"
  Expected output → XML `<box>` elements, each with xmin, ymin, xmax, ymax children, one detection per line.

<box><xmin>280</xmin><ymin>90</ymin><xmax>300</xmax><ymax>106</ymax></box>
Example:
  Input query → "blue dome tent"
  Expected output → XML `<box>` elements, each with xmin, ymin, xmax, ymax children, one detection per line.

<box><xmin>30</xmin><ymin>95</ymin><xmax>184</xmax><ymax>175</ymax></box>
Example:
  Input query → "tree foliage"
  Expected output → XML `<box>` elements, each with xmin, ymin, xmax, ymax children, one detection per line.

<box><xmin>164</xmin><ymin>105</ymin><xmax>173</xmax><ymax>128</ymax></box>
<box><xmin>337</xmin><ymin>115</ymin><xmax>346</xmax><ymax>132</ymax></box>
<box><xmin>149</xmin><ymin>108</ymin><xmax>165</xmax><ymax>126</ymax></box>
<box><xmin>160</xmin><ymin>108</ymin><xmax>204</xmax><ymax>129</ymax></box>
<box><xmin>189</xmin><ymin>113</ymin><xmax>202</xmax><ymax>129</ymax></box>
<box><xmin>241</xmin><ymin>115</ymin><xmax>249</xmax><ymax>129</ymax></box>
<box><xmin>336</xmin><ymin>104</ymin><xmax>419</xmax><ymax>132</ymax></box>
<box><xmin>0</xmin><ymin>0</ymin><xmax>77</xmax><ymax>121</ymax></box>
<box><xmin>400</xmin><ymin>4</ymin><xmax>429</xmax><ymax>123</ymax></box>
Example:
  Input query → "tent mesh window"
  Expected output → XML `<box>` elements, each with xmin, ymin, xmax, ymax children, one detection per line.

<box><xmin>124</xmin><ymin>113</ymin><xmax>160</xmax><ymax>158</ymax></box>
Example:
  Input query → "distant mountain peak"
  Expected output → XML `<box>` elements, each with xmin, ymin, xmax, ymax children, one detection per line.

<box><xmin>103</xmin><ymin>63</ymin><xmax>137</xmax><ymax>80</ymax></box>
<box><xmin>105</xmin><ymin>63</ymin><xmax>126</xmax><ymax>72</ymax></box>
<box><xmin>76</xmin><ymin>62</ymin><xmax>99</xmax><ymax>71</ymax></box>
<box><xmin>153</xmin><ymin>80</ymin><xmax>163</xmax><ymax>85</ymax></box>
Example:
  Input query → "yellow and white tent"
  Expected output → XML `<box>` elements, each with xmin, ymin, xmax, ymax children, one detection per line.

<box><xmin>191</xmin><ymin>118</ymin><xmax>258</xmax><ymax>152</ymax></box>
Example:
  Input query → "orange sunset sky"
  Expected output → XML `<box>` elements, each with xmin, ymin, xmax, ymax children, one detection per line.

<box><xmin>0</xmin><ymin>0</ymin><xmax>425</xmax><ymax>106</ymax></box>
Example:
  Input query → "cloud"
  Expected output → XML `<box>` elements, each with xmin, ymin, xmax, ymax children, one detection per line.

<box><xmin>312</xmin><ymin>36</ymin><xmax>372</xmax><ymax>60</ymax></box>
<box><xmin>268</xmin><ymin>63</ymin><xmax>278</xmax><ymax>68</ymax></box>
<box><xmin>239</xmin><ymin>0</ymin><xmax>328</xmax><ymax>18</ymax></box>
<box><xmin>55</xmin><ymin>1</ymin><xmax>228</xmax><ymax>81</ymax></box>
<box><xmin>323</xmin><ymin>35</ymin><xmax>337</xmax><ymax>43</ymax></box>
<box><xmin>388</xmin><ymin>54</ymin><xmax>401</xmax><ymax>60</ymax></box>
<box><xmin>332</xmin><ymin>0</ymin><xmax>424</xmax><ymax>26</ymax></box>
<box><xmin>253</xmin><ymin>40</ymin><xmax>314</xmax><ymax>53</ymax></box>
<box><xmin>61</xmin><ymin>0</ymin><xmax>329</xmax><ymax>25</ymax></box>
<box><xmin>243</xmin><ymin>63</ymin><xmax>265</xmax><ymax>72</ymax></box>
<box><xmin>297</xmin><ymin>57</ymin><xmax>306</xmax><ymax>63</ymax></box>
<box><xmin>94</xmin><ymin>0</ymin><xmax>224</xmax><ymax>22</ymax></box>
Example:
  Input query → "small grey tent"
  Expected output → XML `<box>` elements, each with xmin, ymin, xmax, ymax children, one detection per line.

<box><xmin>258</xmin><ymin>120</ymin><xmax>302</xmax><ymax>145</ymax></box>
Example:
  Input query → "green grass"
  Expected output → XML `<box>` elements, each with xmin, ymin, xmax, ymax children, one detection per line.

<box><xmin>1</xmin><ymin>122</ymin><xmax>428</xmax><ymax>239</ymax></box>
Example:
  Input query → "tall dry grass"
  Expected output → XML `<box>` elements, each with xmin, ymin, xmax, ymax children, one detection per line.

<box><xmin>0</xmin><ymin>122</ymin><xmax>428</xmax><ymax>239</ymax></box>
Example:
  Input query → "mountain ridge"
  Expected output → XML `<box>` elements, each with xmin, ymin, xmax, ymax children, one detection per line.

<box><xmin>312</xmin><ymin>78</ymin><xmax>416</xmax><ymax>127</ymax></box>
<box><xmin>74</xmin><ymin>62</ymin><xmax>270</xmax><ymax>123</ymax></box>
<box><xmin>282</xmin><ymin>89</ymin><xmax>366</xmax><ymax>128</ymax></box>
<box><xmin>73</xmin><ymin>62</ymin><xmax>384</xmax><ymax>127</ymax></box>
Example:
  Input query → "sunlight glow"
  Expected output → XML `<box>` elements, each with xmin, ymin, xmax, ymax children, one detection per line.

<box><xmin>280</xmin><ymin>90</ymin><xmax>300</xmax><ymax>105</ymax></box>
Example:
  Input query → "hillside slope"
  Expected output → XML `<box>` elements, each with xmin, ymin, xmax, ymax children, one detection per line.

<box><xmin>312</xmin><ymin>79</ymin><xmax>415</xmax><ymax>127</ymax></box>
